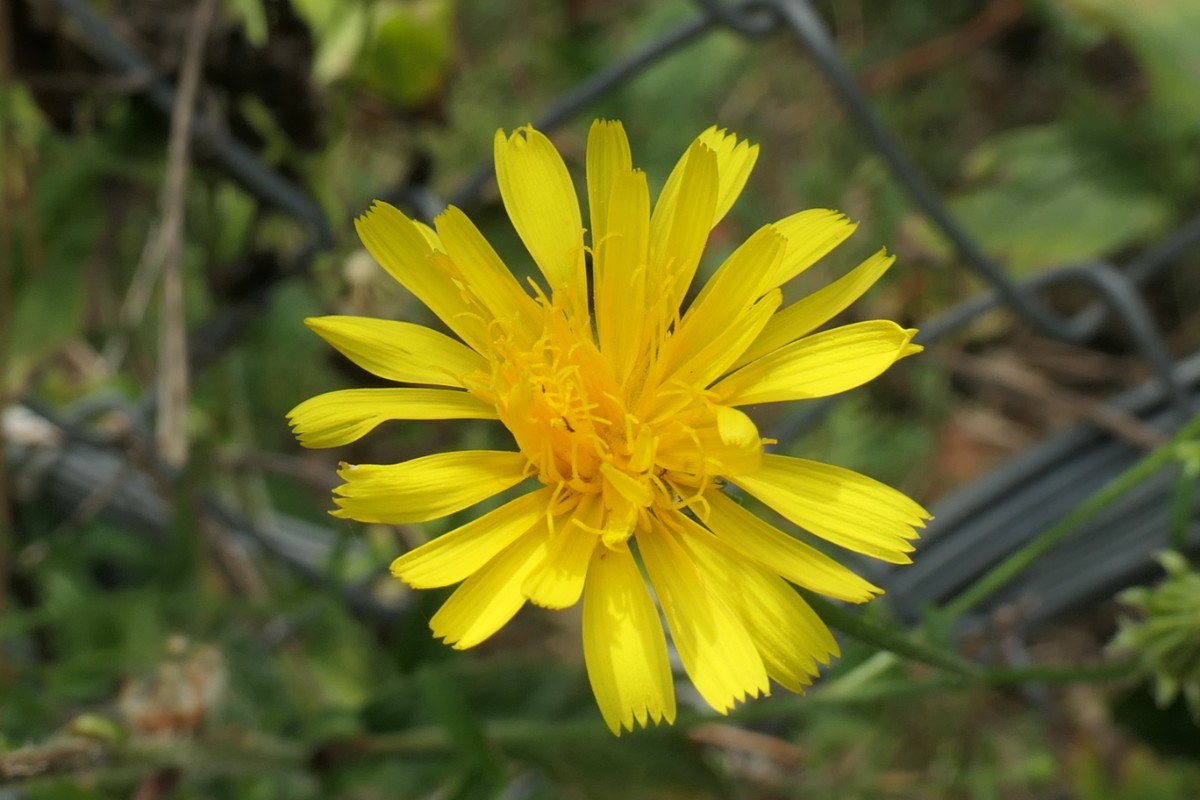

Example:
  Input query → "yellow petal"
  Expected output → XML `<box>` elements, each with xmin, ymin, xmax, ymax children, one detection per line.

<box><xmin>649</xmin><ymin>140</ymin><xmax>718</xmax><ymax>313</ymax></box>
<box><xmin>412</xmin><ymin>219</ymin><xmax>442</xmax><ymax>250</ymax></box>
<box><xmin>716</xmin><ymin>405</ymin><xmax>760</xmax><ymax>452</ymax></box>
<box><xmin>655</xmin><ymin>407</ymin><xmax>763</xmax><ymax>479</ymax></box>
<box><xmin>390</xmin><ymin>487</ymin><xmax>552</xmax><ymax>588</ymax></box>
<box><xmin>638</xmin><ymin>513</ymin><xmax>769</xmax><ymax>714</ymax></box>
<box><xmin>705</xmin><ymin>491</ymin><xmax>882</xmax><ymax>603</ymax></box>
<box><xmin>679</xmin><ymin>517</ymin><xmax>838</xmax><ymax>693</ymax></box>
<box><xmin>686</xmin><ymin>224</ymin><xmax>787</xmax><ymax>317</ymax></box>
<box><xmin>494</xmin><ymin>126</ymin><xmax>587</xmax><ymax>316</ymax></box>
<box><xmin>731</xmin><ymin>454</ymin><xmax>930</xmax><ymax>563</ymax></box>
<box><xmin>702</xmin><ymin>126</ymin><xmax>759</xmax><ymax>226</ymax></box>
<box><xmin>595</xmin><ymin>168</ymin><xmax>650</xmax><ymax>386</ymax></box>
<box><xmin>582</xmin><ymin>544</ymin><xmax>677</xmax><ymax>735</ymax></box>
<box><xmin>586</xmin><ymin>119</ymin><xmax>633</xmax><ymax>256</ymax></box>
<box><xmin>305</xmin><ymin>316</ymin><xmax>488</xmax><ymax>387</ymax></box>
<box><xmin>655</xmin><ymin>225</ymin><xmax>786</xmax><ymax>382</ymax></box>
<box><xmin>652</xmin><ymin>126</ymin><xmax>758</xmax><ymax>235</ymax></box>
<box><xmin>597</xmin><ymin>465</ymin><xmax>649</xmax><ymax>508</ymax></box>
<box><xmin>433</xmin><ymin>205</ymin><xmax>540</xmax><ymax>336</ymax></box>
<box><xmin>658</xmin><ymin>289</ymin><xmax>781</xmax><ymax>393</ymax></box>
<box><xmin>354</xmin><ymin>202</ymin><xmax>489</xmax><ymax>352</ymax></box>
<box><xmin>429</xmin><ymin>523</ymin><xmax>550</xmax><ymax>649</ymax></box>
<box><xmin>287</xmin><ymin>388</ymin><xmax>498</xmax><ymax>449</ymax></box>
<box><xmin>761</xmin><ymin>209</ymin><xmax>858</xmax><ymax>292</ymax></box>
<box><xmin>522</xmin><ymin>497</ymin><xmax>600</xmax><ymax>609</ymax></box>
<box><xmin>713</xmin><ymin>320</ymin><xmax>922</xmax><ymax>406</ymax></box>
<box><xmin>332</xmin><ymin>450</ymin><xmax>529</xmax><ymax>524</ymax></box>
<box><xmin>737</xmin><ymin>249</ymin><xmax>895</xmax><ymax>369</ymax></box>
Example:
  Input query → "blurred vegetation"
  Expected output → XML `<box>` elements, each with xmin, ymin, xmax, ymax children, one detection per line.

<box><xmin>2</xmin><ymin>0</ymin><xmax>1200</xmax><ymax>797</ymax></box>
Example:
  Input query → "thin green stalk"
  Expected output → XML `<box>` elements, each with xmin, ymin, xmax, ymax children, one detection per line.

<box><xmin>946</xmin><ymin>409</ymin><xmax>1200</xmax><ymax>619</ymax></box>
<box><xmin>981</xmin><ymin>658</ymin><xmax>1139</xmax><ymax>685</ymax></box>
<box><xmin>801</xmin><ymin>591</ymin><xmax>980</xmax><ymax>679</ymax></box>
<box><xmin>733</xmin><ymin>658</ymin><xmax>1138</xmax><ymax>724</ymax></box>
<box><xmin>730</xmin><ymin>675</ymin><xmax>969</xmax><ymax>722</ymax></box>
<box><xmin>1169</xmin><ymin>443</ymin><xmax>1199</xmax><ymax>554</ymax></box>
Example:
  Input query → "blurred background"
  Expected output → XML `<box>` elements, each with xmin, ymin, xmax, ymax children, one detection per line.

<box><xmin>2</xmin><ymin>0</ymin><xmax>1200</xmax><ymax>797</ymax></box>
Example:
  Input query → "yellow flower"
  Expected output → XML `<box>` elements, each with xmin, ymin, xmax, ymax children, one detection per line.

<box><xmin>289</xmin><ymin>120</ymin><xmax>929</xmax><ymax>734</ymax></box>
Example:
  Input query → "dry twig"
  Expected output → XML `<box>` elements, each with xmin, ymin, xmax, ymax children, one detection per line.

<box><xmin>859</xmin><ymin>0</ymin><xmax>1026</xmax><ymax>93</ymax></box>
<box><xmin>153</xmin><ymin>0</ymin><xmax>219</xmax><ymax>468</ymax></box>
<box><xmin>0</xmin><ymin>737</ymin><xmax>108</xmax><ymax>784</ymax></box>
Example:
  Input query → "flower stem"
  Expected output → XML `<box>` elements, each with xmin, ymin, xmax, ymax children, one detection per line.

<box><xmin>945</xmin><ymin>408</ymin><xmax>1200</xmax><ymax>619</ymax></box>
<box><xmin>1169</xmin><ymin>442</ymin><xmax>1200</xmax><ymax>554</ymax></box>
<box><xmin>730</xmin><ymin>657</ymin><xmax>1139</xmax><ymax>725</ymax></box>
<box><xmin>981</xmin><ymin>658</ymin><xmax>1139</xmax><ymax>685</ymax></box>
<box><xmin>800</xmin><ymin>591</ymin><xmax>980</xmax><ymax>678</ymax></box>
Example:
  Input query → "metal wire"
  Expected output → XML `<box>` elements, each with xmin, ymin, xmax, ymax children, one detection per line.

<box><xmin>441</xmin><ymin>11</ymin><xmax>721</xmax><ymax>213</ymax></box>
<box><xmin>882</xmin><ymin>352</ymin><xmax>1200</xmax><ymax>626</ymax></box>
<box><xmin>14</xmin><ymin>0</ymin><xmax>1200</xmax><ymax>639</ymax></box>
<box><xmin>763</xmin><ymin>0</ymin><xmax>1191</xmax><ymax>414</ymax></box>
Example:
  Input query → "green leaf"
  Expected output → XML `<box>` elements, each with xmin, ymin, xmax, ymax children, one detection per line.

<box><xmin>67</xmin><ymin>714</ymin><xmax>128</xmax><ymax>743</ymax></box>
<box><xmin>1059</xmin><ymin>0</ymin><xmax>1200</xmax><ymax>134</ymax></box>
<box><xmin>498</xmin><ymin>719</ymin><xmax>730</xmax><ymax>799</ymax></box>
<box><xmin>416</xmin><ymin>665</ymin><xmax>505</xmax><ymax>790</ymax></box>
<box><xmin>6</xmin><ymin>267</ymin><xmax>88</xmax><ymax>392</ymax></box>
<box><xmin>226</xmin><ymin>0</ymin><xmax>268</xmax><ymax>46</ymax></box>
<box><xmin>298</xmin><ymin>0</ymin><xmax>455</xmax><ymax>107</ymax></box>
<box><xmin>357</xmin><ymin>0</ymin><xmax>456</xmax><ymax>108</ymax></box>
<box><xmin>950</xmin><ymin>125</ymin><xmax>1170</xmax><ymax>274</ymax></box>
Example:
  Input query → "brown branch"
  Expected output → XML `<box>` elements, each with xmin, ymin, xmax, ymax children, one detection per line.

<box><xmin>154</xmin><ymin>0</ymin><xmax>219</xmax><ymax>468</ymax></box>
<box><xmin>689</xmin><ymin>722</ymin><xmax>805</xmax><ymax>766</ymax></box>
<box><xmin>0</xmin><ymin>732</ymin><xmax>304</xmax><ymax>787</ymax></box>
<box><xmin>0</xmin><ymin>737</ymin><xmax>108</xmax><ymax>784</ymax></box>
<box><xmin>859</xmin><ymin>0</ymin><xmax>1027</xmax><ymax>94</ymax></box>
<box><xmin>17</xmin><ymin>69</ymin><xmax>156</xmax><ymax>95</ymax></box>
<box><xmin>104</xmin><ymin>220</ymin><xmax>165</xmax><ymax>370</ymax></box>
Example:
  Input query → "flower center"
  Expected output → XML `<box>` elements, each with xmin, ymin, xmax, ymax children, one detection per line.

<box><xmin>473</xmin><ymin>303</ymin><xmax>764</xmax><ymax>542</ymax></box>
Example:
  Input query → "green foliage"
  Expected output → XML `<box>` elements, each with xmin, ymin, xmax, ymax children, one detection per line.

<box><xmin>1059</xmin><ymin>0</ymin><xmax>1200</xmax><ymax>135</ymax></box>
<box><xmin>357</xmin><ymin>0</ymin><xmax>456</xmax><ymax>108</ymax></box>
<box><xmin>950</xmin><ymin>124</ymin><xmax>1171</xmax><ymax>274</ymax></box>
<box><xmin>226</xmin><ymin>0</ymin><xmax>269</xmax><ymax>46</ymax></box>
<box><xmin>4</xmin><ymin>0</ymin><xmax>1200</xmax><ymax>797</ymax></box>
<box><xmin>1074</xmin><ymin>744</ymin><xmax>1200</xmax><ymax>800</ymax></box>
<box><xmin>1112</xmin><ymin>551</ymin><xmax>1200</xmax><ymax>722</ymax></box>
<box><xmin>6</xmin><ymin>132</ymin><xmax>107</xmax><ymax>392</ymax></box>
<box><xmin>296</xmin><ymin>0</ymin><xmax>456</xmax><ymax>108</ymax></box>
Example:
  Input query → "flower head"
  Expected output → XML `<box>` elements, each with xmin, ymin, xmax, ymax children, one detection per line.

<box><xmin>289</xmin><ymin>121</ymin><xmax>929</xmax><ymax>733</ymax></box>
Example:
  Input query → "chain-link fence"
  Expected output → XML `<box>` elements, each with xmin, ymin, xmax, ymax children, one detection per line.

<box><xmin>8</xmin><ymin>0</ymin><xmax>1200</xmax><ymax>649</ymax></box>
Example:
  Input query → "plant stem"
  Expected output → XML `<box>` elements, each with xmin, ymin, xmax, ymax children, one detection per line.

<box><xmin>979</xmin><ymin>658</ymin><xmax>1139</xmax><ymax>685</ymax></box>
<box><xmin>946</xmin><ymin>408</ymin><xmax>1200</xmax><ymax>619</ymax></box>
<box><xmin>0</xmin><ymin>734</ymin><xmax>305</xmax><ymax>787</ymax></box>
<box><xmin>801</xmin><ymin>591</ymin><xmax>980</xmax><ymax>678</ymax></box>
<box><xmin>1169</xmin><ymin>443</ymin><xmax>1199</xmax><ymax>554</ymax></box>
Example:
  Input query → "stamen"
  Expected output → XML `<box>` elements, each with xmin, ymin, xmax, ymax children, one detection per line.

<box><xmin>647</xmin><ymin>471</ymin><xmax>671</xmax><ymax>501</ymax></box>
<box><xmin>486</xmin><ymin>270</ymin><xmax>764</xmax><ymax>534</ymax></box>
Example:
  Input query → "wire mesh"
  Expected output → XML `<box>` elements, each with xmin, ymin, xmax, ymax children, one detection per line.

<box><xmin>8</xmin><ymin>0</ymin><xmax>1200</xmax><ymax>643</ymax></box>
